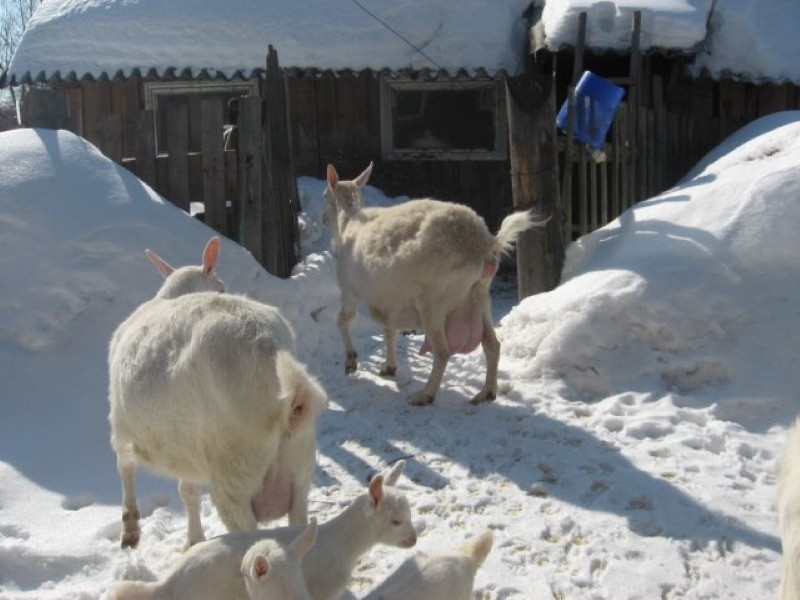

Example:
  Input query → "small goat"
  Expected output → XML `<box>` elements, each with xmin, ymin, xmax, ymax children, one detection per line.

<box><xmin>324</xmin><ymin>163</ymin><xmax>535</xmax><ymax>405</ymax></box>
<box><xmin>363</xmin><ymin>530</ymin><xmax>493</xmax><ymax>600</ymax></box>
<box><xmin>108</xmin><ymin>237</ymin><xmax>326</xmax><ymax>549</ymax></box>
<box><xmin>241</xmin><ymin>521</ymin><xmax>317</xmax><ymax>600</ymax></box>
<box><xmin>779</xmin><ymin>417</ymin><xmax>800</xmax><ymax>600</ymax></box>
<box><xmin>110</xmin><ymin>522</ymin><xmax>317</xmax><ymax>600</ymax></box>
<box><xmin>111</xmin><ymin>461</ymin><xmax>416</xmax><ymax>600</ymax></box>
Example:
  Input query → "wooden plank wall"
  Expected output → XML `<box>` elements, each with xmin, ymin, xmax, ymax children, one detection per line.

<box><xmin>41</xmin><ymin>71</ymin><xmax>800</xmax><ymax>246</ymax></box>
<box><xmin>287</xmin><ymin>72</ymin><xmax>513</xmax><ymax>231</ymax></box>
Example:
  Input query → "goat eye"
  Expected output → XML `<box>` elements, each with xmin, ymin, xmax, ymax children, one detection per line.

<box><xmin>391</xmin><ymin>519</ymin><xmax>404</xmax><ymax>526</ymax></box>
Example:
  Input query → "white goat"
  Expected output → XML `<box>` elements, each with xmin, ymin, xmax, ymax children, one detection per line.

<box><xmin>242</xmin><ymin>521</ymin><xmax>317</xmax><ymax>600</ymax></box>
<box><xmin>779</xmin><ymin>417</ymin><xmax>800</xmax><ymax>600</ymax></box>
<box><xmin>324</xmin><ymin>163</ymin><xmax>535</xmax><ymax>405</ymax></box>
<box><xmin>111</xmin><ymin>461</ymin><xmax>417</xmax><ymax>600</ymax></box>
<box><xmin>363</xmin><ymin>530</ymin><xmax>493</xmax><ymax>600</ymax></box>
<box><xmin>110</xmin><ymin>522</ymin><xmax>317</xmax><ymax>600</ymax></box>
<box><xmin>108</xmin><ymin>237</ymin><xmax>326</xmax><ymax>549</ymax></box>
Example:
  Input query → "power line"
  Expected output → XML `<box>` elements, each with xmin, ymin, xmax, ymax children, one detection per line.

<box><xmin>348</xmin><ymin>0</ymin><xmax>445</xmax><ymax>71</ymax></box>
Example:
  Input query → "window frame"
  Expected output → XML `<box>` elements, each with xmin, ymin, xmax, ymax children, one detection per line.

<box><xmin>379</xmin><ymin>77</ymin><xmax>507</xmax><ymax>161</ymax></box>
<box><xmin>143</xmin><ymin>79</ymin><xmax>259</xmax><ymax>153</ymax></box>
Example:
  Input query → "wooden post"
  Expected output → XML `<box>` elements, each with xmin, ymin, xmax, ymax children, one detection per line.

<box><xmin>263</xmin><ymin>45</ymin><xmax>299</xmax><ymax>278</ymax></box>
<box><xmin>237</xmin><ymin>95</ymin><xmax>264</xmax><ymax>263</ymax></box>
<box><xmin>628</xmin><ymin>11</ymin><xmax>642</xmax><ymax>204</ymax></box>
<box><xmin>505</xmin><ymin>75</ymin><xmax>564</xmax><ymax>298</ymax></box>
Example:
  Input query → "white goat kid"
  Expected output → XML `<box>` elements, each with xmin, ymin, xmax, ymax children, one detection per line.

<box><xmin>324</xmin><ymin>163</ymin><xmax>534</xmax><ymax>405</ymax></box>
<box><xmin>363</xmin><ymin>530</ymin><xmax>493</xmax><ymax>600</ymax></box>
<box><xmin>110</xmin><ymin>522</ymin><xmax>317</xmax><ymax>600</ymax></box>
<box><xmin>779</xmin><ymin>417</ymin><xmax>800</xmax><ymax>600</ymax></box>
<box><xmin>241</xmin><ymin>521</ymin><xmax>317</xmax><ymax>600</ymax></box>
<box><xmin>111</xmin><ymin>461</ymin><xmax>417</xmax><ymax>600</ymax></box>
<box><xmin>108</xmin><ymin>237</ymin><xmax>326</xmax><ymax>550</ymax></box>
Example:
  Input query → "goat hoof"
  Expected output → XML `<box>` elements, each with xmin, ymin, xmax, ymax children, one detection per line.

<box><xmin>470</xmin><ymin>391</ymin><xmax>496</xmax><ymax>405</ymax></box>
<box><xmin>379</xmin><ymin>365</ymin><xmax>397</xmax><ymax>377</ymax></box>
<box><xmin>408</xmin><ymin>392</ymin><xmax>434</xmax><ymax>406</ymax></box>
<box><xmin>120</xmin><ymin>532</ymin><xmax>140</xmax><ymax>549</ymax></box>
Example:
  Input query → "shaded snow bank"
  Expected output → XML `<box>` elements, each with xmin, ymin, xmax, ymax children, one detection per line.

<box><xmin>501</xmin><ymin>111</ymin><xmax>800</xmax><ymax>428</ymax></box>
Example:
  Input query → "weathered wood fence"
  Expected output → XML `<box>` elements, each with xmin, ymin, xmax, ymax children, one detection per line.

<box><xmin>21</xmin><ymin>47</ymin><xmax>299</xmax><ymax>277</ymax></box>
<box><xmin>557</xmin><ymin>10</ymin><xmax>719</xmax><ymax>242</ymax></box>
<box><xmin>561</xmin><ymin>94</ymin><xmax>718</xmax><ymax>240</ymax></box>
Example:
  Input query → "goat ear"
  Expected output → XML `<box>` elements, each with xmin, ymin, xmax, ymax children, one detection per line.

<box><xmin>145</xmin><ymin>249</ymin><xmax>175</xmax><ymax>279</ymax></box>
<box><xmin>202</xmin><ymin>237</ymin><xmax>220</xmax><ymax>276</ymax></box>
<box><xmin>288</xmin><ymin>520</ymin><xmax>318</xmax><ymax>563</ymax></box>
<box><xmin>326</xmin><ymin>164</ymin><xmax>339</xmax><ymax>188</ymax></box>
<box><xmin>368</xmin><ymin>474</ymin><xmax>384</xmax><ymax>508</ymax></box>
<box><xmin>251</xmin><ymin>555</ymin><xmax>270</xmax><ymax>581</ymax></box>
<box><xmin>353</xmin><ymin>161</ymin><xmax>373</xmax><ymax>188</ymax></box>
<box><xmin>289</xmin><ymin>386</ymin><xmax>309</xmax><ymax>431</ymax></box>
<box><xmin>384</xmin><ymin>459</ymin><xmax>406</xmax><ymax>487</ymax></box>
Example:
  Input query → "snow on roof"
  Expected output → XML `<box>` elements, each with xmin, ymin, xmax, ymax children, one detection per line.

<box><xmin>538</xmin><ymin>0</ymin><xmax>800</xmax><ymax>85</ymax></box>
<box><xmin>540</xmin><ymin>0</ymin><xmax>711</xmax><ymax>53</ymax></box>
<box><xmin>6</xmin><ymin>0</ymin><xmax>532</xmax><ymax>84</ymax></box>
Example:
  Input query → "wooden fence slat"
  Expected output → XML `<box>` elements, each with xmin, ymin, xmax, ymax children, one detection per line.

<box><xmin>200</xmin><ymin>97</ymin><xmax>227</xmax><ymax>234</ymax></box>
<box><xmin>166</xmin><ymin>102</ymin><xmax>190</xmax><ymax>211</ymax></box>
<box><xmin>578</xmin><ymin>143</ymin><xmax>588</xmax><ymax>237</ymax></box>
<box><xmin>238</xmin><ymin>95</ymin><xmax>264</xmax><ymax>263</ymax></box>
<box><xmin>99</xmin><ymin>112</ymin><xmax>123</xmax><ymax>163</ymax></box>
<box><xmin>134</xmin><ymin>110</ymin><xmax>157</xmax><ymax>189</ymax></box>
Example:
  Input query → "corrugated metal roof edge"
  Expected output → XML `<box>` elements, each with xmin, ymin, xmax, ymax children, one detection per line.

<box><xmin>1</xmin><ymin>66</ymin><xmax>507</xmax><ymax>88</ymax></box>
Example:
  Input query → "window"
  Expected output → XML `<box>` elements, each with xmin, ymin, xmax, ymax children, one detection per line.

<box><xmin>380</xmin><ymin>78</ymin><xmax>507</xmax><ymax>160</ymax></box>
<box><xmin>144</xmin><ymin>80</ymin><xmax>259</xmax><ymax>153</ymax></box>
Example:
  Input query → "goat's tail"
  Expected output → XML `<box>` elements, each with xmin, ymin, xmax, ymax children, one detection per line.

<box><xmin>108</xmin><ymin>580</ymin><xmax>160</xmax><ymax>600</ymax></box>
<box><xmin>779</xmin><ymin>417</ymin><xmax>800</xmax><ymax>600</ymax></box>
<box><xmin>494</xmin><ymin>210</ymin><xmax>548</xmax><ymax>255</ymax></box>
<box><xmin>276</xmin><ymin>349</ymin><xmax>328</xmax><ymax>432</ymax></box>
<box><xmin>460</xmin><ymin>530</ymin><xmax>494</xmax><ymax>569</ymax></box>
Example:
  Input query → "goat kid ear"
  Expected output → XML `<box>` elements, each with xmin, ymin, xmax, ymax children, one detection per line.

<box><xmin>251</xmin><ymin>555</ymin><xmax>271</xmax><ymax>581</ymax></box>
<box><xmin>326</xmin><ymin>164</ymin><xmax>339</xmax><ymax>189</ymax></box>
<box><xmin>353</xmin><ymin>161</ymin><xmax>373</xmax><ymax>188</ymax></box>
<box><xmin>289</xmin><ymin>519</ymin><xmax>318</xmax><ymax>563</ymax></box>
<box><xmin>202</xmin><ymin>237</ymin><xmax>220</xmax><ymax>276</ymax></box>
<box><xmin>145</xmin><ymin>249</ymin><xmax>175</xmax><ymax>279</ymax></box>
<box><xmin>384</xmin><ymin>459</ymin><xmax>405</xmax><ymax>487</ymax></box>
<box><xmin>368</xmin><ymin>474</ymin><xmax>384</xmax><ymax>508</ymax></box>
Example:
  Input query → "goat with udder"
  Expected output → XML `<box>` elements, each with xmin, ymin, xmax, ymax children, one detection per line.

<box><xmin>108</xmin><ymin>237</ymin><xmax>326</xmax><ymax>550</ymax></box>
<box><xmin>362</xmin><ymin>529</ymin><xmax>493</xmax><ymax>600</ymax></box>
<box><xmin>324</xmin><ymin>162</ymin><xmax>537</xmax><ymax>405</ymax></box>
<box><xmin>111</xmin><ymin>460</ymin><xmax>417</xmax><ymax>600</ymax></box>
<box><xmin>778</xmin><ymin>416</ymin><xmax>800</xmax><ymax>600</ymax></box>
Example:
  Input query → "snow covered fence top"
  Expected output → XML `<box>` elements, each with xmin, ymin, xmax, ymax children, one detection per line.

<box><xmin>536</xmin><ymin>0</ymin><xmax>800</xmax><ymax>85</ymax></box>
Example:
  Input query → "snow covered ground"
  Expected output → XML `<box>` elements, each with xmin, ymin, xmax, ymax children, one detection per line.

<box><xmin>1</xmin><ymin>113</ymin><xmax>799</xmax><ymax>598</ymax></box>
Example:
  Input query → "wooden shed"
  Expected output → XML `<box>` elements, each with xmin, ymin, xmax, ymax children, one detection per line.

<box><xmin>2</xmin><ymin>0</ymin><xmax>537</xmax><ymax>236</ymax></box>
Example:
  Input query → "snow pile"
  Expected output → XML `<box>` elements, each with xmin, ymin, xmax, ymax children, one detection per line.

<box><xmin>502</xmin><ymin>111</ymin><xmax>800</xmax><ymax>426</ymax></box>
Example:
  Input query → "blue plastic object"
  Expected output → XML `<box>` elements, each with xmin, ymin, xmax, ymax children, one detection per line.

<box><xmin>556</xmin><ymin>71</ymin><xmax>625</xmax><ymax>149</ymax></box>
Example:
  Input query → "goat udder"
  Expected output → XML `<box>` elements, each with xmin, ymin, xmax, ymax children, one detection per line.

<box><xmin>420</xmin><ymin>311</ymin><xmax>484</xmax><ymax>355</ymax></box>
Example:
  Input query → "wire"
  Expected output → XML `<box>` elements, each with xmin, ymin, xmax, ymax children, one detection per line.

<box><xmin>348</xmin><ymin>0</ymin><xmax>445</xmax><ymax>71</ymax></box>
